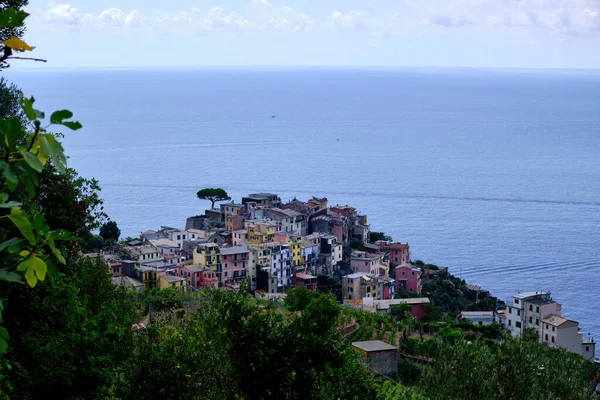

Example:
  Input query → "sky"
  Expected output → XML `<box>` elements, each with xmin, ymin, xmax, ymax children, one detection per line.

<box><xmin>17</xmin><ymin>0</ymin><xmax>600</xmax><ymax>69</ymax></box>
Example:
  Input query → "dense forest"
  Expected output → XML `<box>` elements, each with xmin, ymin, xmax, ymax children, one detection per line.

<box><xmin>0</xmin><ymin>5</ymin><xmax>598</xmax><ymax>399</ymax></box>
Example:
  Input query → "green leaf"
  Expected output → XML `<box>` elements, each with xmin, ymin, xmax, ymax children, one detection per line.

<box><xmin>38</xmin><ymin>134</ymin><xmax>67</xmax><ymax>173</ymax></box>
<box><xmin>0</xmin><ymin>117</ymin><xmax>25</xmax><ymax>149</ymax></box>
<box><xmin>0</xmin><ymin>238</ymin><xmax>22</xmax><ymax>253</ymax></box>
<box><xmin>0</xmin><ymin>336</ymin><xmax>7</xmax><ymax>354</ymax></box>
<box><xmin>47</xmin><ymin>238</ymin><xmax>65</xmax><ymax>264</ymax></box>
<box><xmin>48</xmin><ymin>229</ymin><xmax>75</xmax><ymax>241</ymax></box>
<box><xmin>0</xmin><ymin>8</ymin><xmax>29</xmax><ymax>29</ymax></box>
<box><xmin>19</xmin><ymin>96</ymin><xmax>36</xmax><ymax>121</ymax></box>
<box><xmin>8</xmin><ymin>208</ymin><xmax>35</xmax><ymax>245</ymax></box>
<box><xmin>50</xmin><ymin>110</ymin><xmax>82</xmax><ymax>130</ymax></box>
<box><xmin>18</xmin><ymin>149</ymin><xmax>44</xmax><ymax>172</ymax></box>
<box><xmin>50</xmin><ymin>110</ymin><xmax>73</xmax><ymax>123</ymax></box>
<box><xmin>62</xmin><ymin>121</ymin><xmax>82</xmax><ymax>130</ymax></box>
<box><xmin>0</xmin><ymin>270</ymin><xmax>21</xmax><ymax>283</ymax></box>
<box><xmin>2</xmin><ymin>165</ymin><xmax>18</xmax><ymax>191</ymax></box>
<box><xmin>18</xmin><ymin>256</ymin><xmax>47</xmax><ymax>288</ymax></box>
<box><xmin>0</xmin><ymin>326</ymin><xmax>8</xmax><ymax>353</ymax></box>
<box><xmin>34</xmin><ymin>214</ymin><xmax>49</xmax><ymax>237</ymax></box>
<box><xmin>0</xmin><ymin>193</ymin><xmax>20</xmax><ymax>209</ymax></box>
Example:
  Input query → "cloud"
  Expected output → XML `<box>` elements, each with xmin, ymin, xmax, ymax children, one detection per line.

<box><xmin>39</xmin><ymin>2</ymin><xmax>313</xmax><ymax>33</ymax></box>
<box><xmin>252</xmin><ymin>0</ymin><xmax>272</xmax><ymax>6</ymax></box>
<box><xmin>330</xmin><ymin>10</ymin><xmax>385</xmax><ymax>31</ymax></box>
<box><xmin>38</xmin><ymin>0</ymin><xmax>600</xmax><ymax>36</ymax></box>
<box><xmin>429</xmin><ymin>15</ymin><xmax>473</xmax><ymax>28</ymax></box>
<box><xmin>44</xmin><ymin>3</ymin><xmax>86</xmax><ymax>25</ymax></box>
<box><xmin>98</xmin><ymin>8</ymin><xmax>142</xmax><ymax>27</ymax></box>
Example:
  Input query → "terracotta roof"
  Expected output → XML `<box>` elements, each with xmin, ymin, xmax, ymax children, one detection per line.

<box><xmin>542</xmin><ymin>314</ymin><xmax>575</xmax><ymax>327</ymax></box>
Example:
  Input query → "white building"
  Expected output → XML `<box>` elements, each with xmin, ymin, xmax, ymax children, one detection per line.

<box><xmin>458</xmin><ymin>311</ymin><xmax>495</xmax><ymax>326</ymax></box>
<box><xmin>270</xmin><ymin>245</ymin><xmax>292</xmax><ymax>290</ymax></box>
<box><xmin>507</xmin><ymin>291</ymin><xmax>595</xmax><ymax>360</ymax></box>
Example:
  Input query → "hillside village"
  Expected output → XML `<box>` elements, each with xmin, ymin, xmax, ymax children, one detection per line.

<box><xmin>98</xmin><ymin>192</ymin><xmax>595</xmax><ymax>362</ymax></box>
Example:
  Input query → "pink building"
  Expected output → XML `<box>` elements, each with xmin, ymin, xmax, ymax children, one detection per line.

<box><xmin>178</xmin><ymin>264</ymin><xmax>218</xmax><ymax>289</ymax></box>
<box><xmin>395</xmin><ymin>265</ymin><xmax>422</xmax><ymax>294</ymax></box>
<box><xmin>381</xmin><ymin>242</ymin><xmax>410</xmax><ymax>266</ymax></box>
<box><xmin>107</xmin><ymin>260</ymin><xmax>122</xmax><ymax>277</ymax></box>
<box><xmin>293</xmin><ymin>268</ymin><xmax>317</xmax><ymax>291</ymax></box>
<box><xmin>220</xmin><ymin>246</ymin><xmax>250</xmax><ymax>286</ymax></box>
<box><xmin>351</xmin><ymin>251</ymin><xmax>386</xmax><ymax>275</ymax></box>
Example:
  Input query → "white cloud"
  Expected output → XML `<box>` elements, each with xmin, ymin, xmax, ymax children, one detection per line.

<box><xmin>252</xmin><ymin>0</ymin><xmax>272</xmax><ymax>7</ymax></box>
<box><xmin>38</xmin><ymin>0</ymin><xmax>600</xmax><ymax>36</ymax></box>
<box><xmin>428</xmin><ymin>15</ymin><xmax>473</xmax><ymax>28</ymax></box>
<box><xmin>330</xmin><ymin>10</ymin><xmax>384</xmax><ymax>31</ymax></box>
<box><xmin>44</xmin><ymin>3</ymin><xmax>86</xmax><ymax>25</ymax></box>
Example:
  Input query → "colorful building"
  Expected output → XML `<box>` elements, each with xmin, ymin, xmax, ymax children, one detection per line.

<box><xmin>381</xmin><ymin>242</ymin><xmax>410</xmax><ymax>267</ymax></box>
<box><xmin>178</xmin><ymin>264</ymin><xmax>218</xmax><ymax>289</ymax></box>
<box><xmin>350</xmin><ymin>251</ymin><xmax>388</xmax><ymax>276</ymax></box>
<box><xmin>394</xmin><ymin>265</ymin><xmax>422</xmax><ymax>294</ymax></box>
<box><xmin>158</xmin><ymin>274</ymin><xmax>187</xmax><ymax>290</ymax></box>
<box><xmin>342</xmin><ymin>272</ymin><xmax>377</xmax><ymax>302</ymax></box>
<box><xmin>220</xmin><ymin>246</ymin><xmax>250</xmax><ymax>286</ymax></box>
<box><xmin>247</xmin><ymin>221</ymin><xmax>277</xmax><ymax>249</ymax></box>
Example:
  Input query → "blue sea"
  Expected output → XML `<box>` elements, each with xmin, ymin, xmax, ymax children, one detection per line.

<box><xmin>6</xmin><ymin>67</ymin><xmax>600</xmax><ymax>340</ymax></box>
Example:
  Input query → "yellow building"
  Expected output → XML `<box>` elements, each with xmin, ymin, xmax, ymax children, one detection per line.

<box><xmin>247</xmin><ymin>222</ymin><xmax>277</xmax><ymax>249</ymax></box>
<box><xmin>287</xmin><ymin>234</ymin><xmax>304</xmax><ymax>267</ymax></box>
<box><xmin>137</xmin><ymin>267</ymin><xmax>158</xmax><ymax>289</ymax></box>
<box><xmin>193</xmin><ymin>243</ymin><xmax>222</xmax><ymax>271</ymax></box>
<box><xmin>158</xmin><ymin>274</ymin><xmax>187</xmax><ymax>290</ymax></box>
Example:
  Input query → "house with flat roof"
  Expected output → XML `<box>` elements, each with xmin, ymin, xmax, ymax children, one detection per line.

<box><xmin>458</xmin><ymin>311</ymin><xmax>495</xmax><ymax>326</ymax></box>
<box><xmin>352</xmin><ymin>340</ymin><xmax>398</xmax><ymax>376</ymax></box>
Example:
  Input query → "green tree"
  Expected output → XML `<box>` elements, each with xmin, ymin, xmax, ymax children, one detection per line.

<box><xmin>196</xmin><ymin>187</ymin><xmax>230</xmax><ymax>209</ymax></box>
<box><xmin>284</xmin><ymin>286</ymin><xmax>318</xmax><ymax>311</ymax></box>
<box><xmin>99</xmin><ymin>220</ymin><xmax>120</xmax><ymax>242</ymax></box>
<box><xmin>0</xmin><ymin>0</ymin><xmax>29</xmax><ymax>70</ymax></box>
<box><xmin>0</xmin><ymin>8</ymin><xmax>81</xmax><ymax>357</ymax></box>
<box><xmin>522</xmin><ymin>327</ymin><xmax>540</xmax><ymax>343</ymax></box>
<box><xmin>390</xmin><ymin>303</ymin><xmax>413</xmax><ymax>321</ymax></box>
<box><xmin>370</xmin><ymin>231</ymin><xmax>392</xmax><ymax>243</ymax></box>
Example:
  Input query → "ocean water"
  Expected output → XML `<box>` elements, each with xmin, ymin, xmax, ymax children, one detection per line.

<box><xmin>5</xmin><ymin>67</ymin><xmax>600</xmax><ymax>340</ymax></box>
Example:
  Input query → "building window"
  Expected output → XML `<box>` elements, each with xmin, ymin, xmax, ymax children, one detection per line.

<box><xmin>509</xmin><ymin>308</ymin><xmax>512</xmax><ymax>314</ymax></box>
<box><xmin>529</xmin><ymin>305</ymin><xmax>533</xmax><ymax>311</ymax></box>
<box><xmin>515</xmin><ymin>322</ymin><xmax>521</xmax><ymax>328</ymax></box>
<box><xmin>536</xmin><ymin>306</ymin><xmax>540</xmax><ymax>313</ymax></box>
<box><xmin>515</xmin><ymin>299</ymin><xmax>519</xmax><ymax>304</ymax></box>
<box><xmin>551</xmin><ymin>336</ymin><xmax>555</xmax><ymax>343</ymax></box>
<box><xmin>177</xmin><ymin>235</ymin><xmax>181</xmax><ymax>240</ymax></box>
<box><xmin>508</xmin><ymin>320</ymin><xmax>511</xmax><ymax>326</ymax></box>
<box><xmin>517</xmin><ymin>310</ymin><xmax>520</xmax><ymax>316</ymax></box>
<box><xmin>535</xmin><ymin>319</ymin><xmax>539</xmax><ymax>325</ymax></box>
<box><xmin>552</xmin><ymin>326</ymin><xmax>555</xmax><ymax>332</ymax></box>
<box><xmin>586</xmin><ymin>346</ymin><xmax>589</xmax><ymax>352</ymax></box>
<box><xmin>546</xmin><ymin>324</ymin><xmax>549</xmax><ymax>329</ymax></box>
<box><xmin>529</xmin><ymin>317</ymin><xmax>532</xmax><ymax>323</ymax></box>
<box><xmin>545</xmin><ymin>334</ymin><xmax>548</xmax><ymax>341</ymax></box>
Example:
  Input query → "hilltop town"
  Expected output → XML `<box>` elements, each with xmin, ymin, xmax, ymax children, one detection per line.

<box><xmin>96</xmin><ymin>192</ymin><xmax>596</xmax><ymax>362</ymax></box>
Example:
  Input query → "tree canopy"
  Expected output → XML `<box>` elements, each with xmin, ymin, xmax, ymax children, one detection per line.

<box><xmin>196</xmin><ymin>187</ymin><xmax>231</xmax><ymax>209</ymax></box>
<box><xmin>370</xmin><ymin>231</ymin><xmax>392</xmax><ymax>243</ymax></box>
<box><xmin>100</xmin><ymin>221</ymin><xmax>120</xmax><ymax>243</ymax></box>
